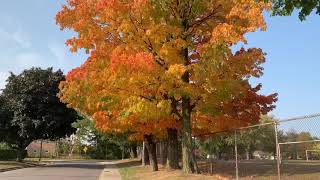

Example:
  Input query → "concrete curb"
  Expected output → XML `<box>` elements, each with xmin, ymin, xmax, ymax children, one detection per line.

<box><xmin>98</xmin><ymin>162</ymin><xmax>121</xmax><ymax>180</ymax></box>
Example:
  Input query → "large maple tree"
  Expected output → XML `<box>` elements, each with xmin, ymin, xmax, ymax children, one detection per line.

<box><xmin>56</xmin><ymin>0</ymin><xmax>277</xmax><ymax>173</ymax></box>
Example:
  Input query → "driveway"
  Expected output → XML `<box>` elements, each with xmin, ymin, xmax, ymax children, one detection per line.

<box><xmin>0</xmin><ymin>161</ymin><xmax>104</xmax><ymax>180</ymax></box>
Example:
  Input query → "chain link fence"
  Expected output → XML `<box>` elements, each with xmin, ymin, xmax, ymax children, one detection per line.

<box><xmin>194</xmin><ymin>113</ymin><xmax>320</xmax><ymax>180</ymax></box>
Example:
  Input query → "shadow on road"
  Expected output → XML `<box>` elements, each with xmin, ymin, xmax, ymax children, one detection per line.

<box><xmin>49</xmin><ymin>163</ymin><xmax>104</xmax><ymax>170</ymax></box>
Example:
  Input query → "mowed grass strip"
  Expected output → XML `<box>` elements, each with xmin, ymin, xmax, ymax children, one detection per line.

<box><xmin>0</xmin><ymin>161</ymin><xmax>25</xmax><ymax>170</ymax></box>
<box><xmin>117</xmin><ymin>160</ymin><xmax>218</xmax><ymax>180</ymax></box>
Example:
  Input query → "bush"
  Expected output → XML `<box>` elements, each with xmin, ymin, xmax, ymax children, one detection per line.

<box><xmin>0</xmin><ymin>149</ymin><xmax>17</xmax><ymax>160</ymax></box>
<box><xmin>0</xmin><ymin>149</ymin><xmax>27</xmax><ymax>160</ymax></box>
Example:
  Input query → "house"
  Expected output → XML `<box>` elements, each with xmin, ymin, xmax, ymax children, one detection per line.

<box><xmin>26</xmin><ymin>140</ymin><xmax>57</xmax><ymax>158</ymax></box>
<box><xmin>253</xmin><ymin>150</ymin><xmax>271</xmax><ymax>160</ymax></box>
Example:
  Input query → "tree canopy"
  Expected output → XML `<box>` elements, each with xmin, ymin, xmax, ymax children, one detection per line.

<box><xmin>56</xmin><ymin>0</ymin><xmax>277</xmax><ymax>172</ymax></box>
<box><xmin>0</xmin><ymin>67</ymin><xmax>78</xmax><ymax>161</ymax></box>
<box><xmin>271</xmin><ymin>0</ymin><xmax>320</xmax><ymax>20</ymax></box>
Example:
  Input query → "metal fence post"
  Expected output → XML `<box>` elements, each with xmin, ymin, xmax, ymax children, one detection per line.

<box><xmin>234</xmin><ymin>130</ymin><xmax>239</xmax><ymax>180</ymax></box>
<box><xmin>274</xmin><ymin>122</ymin><xmax>281</xmax><ymax>180</ymax></box>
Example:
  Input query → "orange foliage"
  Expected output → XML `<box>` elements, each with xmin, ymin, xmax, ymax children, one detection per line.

<box><xmin>56</xmin><ymin>0</ymin><xmax>277</xmax><ymax>140</ymax></box>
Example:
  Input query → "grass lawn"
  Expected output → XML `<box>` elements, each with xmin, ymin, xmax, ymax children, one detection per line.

<box><xmin>117</xmin><ymin>159</ymin><xmax>320</xmax><ymax>180</ymax></box>
<box><xmin>117</xmin><ymin>160</ymin><xmax>219</xmax><ymax>180</ymax></box>
<box><xmin>0</xmin><ymin>161</ymin><xmax>25</xmax><ymax>170</ymax></box>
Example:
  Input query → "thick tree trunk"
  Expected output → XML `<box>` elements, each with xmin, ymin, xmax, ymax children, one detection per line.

<box><xmin>16</xmin><ymin>149</ymin><xmax>23</xmax><ymax>162</ymax></box>
<box><xmin>181</xmin><ymin>46</ymin><xmax>199</xmax><ymax>174</ymax></box>
<box><xmin>142</xmin><ymin>142</ymin><xmax>150</xmax><ymax>166</ymax></box>
<box><xmin>181</xmin><ymin>97</ymin><xmax>194</xmax><ymax>173</ymax></box>
<box><xmin>16</xmin><ymin>144</ymin><xmax>25</xmax><ymax>162</ymax></box>
<box><xmin>159</xmin><ymin>141</ymin><xmax>167</xmax><ymax>166</ymax></box>
<box><xmin>167</xmin><ymin>128</ymin><xmax>179</xmax><ymax>169</ymax></box>
<box><xmin>144</xmin><ymin>134</ymin><xmax>158</xmax><ymax>171</ymax></box>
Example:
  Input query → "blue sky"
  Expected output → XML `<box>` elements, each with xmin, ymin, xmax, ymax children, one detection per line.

<box><xmin>0</xmin><ymin>1</ymin><xmax>319</xmax><ymax>120</ymax></box>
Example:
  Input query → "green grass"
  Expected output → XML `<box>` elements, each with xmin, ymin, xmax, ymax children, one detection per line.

<box><xmin>119</xmin><ymin>166</ymin><xmax>146</xmax><ymax>180</ymax></box>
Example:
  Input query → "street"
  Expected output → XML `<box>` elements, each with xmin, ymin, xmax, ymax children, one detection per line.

<box><xmin>0</xmin><ymin>161</ymin><xmax>104</xmax><ymax>180</ymax></box>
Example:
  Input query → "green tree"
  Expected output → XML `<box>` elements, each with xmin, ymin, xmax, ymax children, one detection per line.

<box><xmin>72</xmin><ymin>117</ymin><xmax>132</xmax><ymax>160</ymax></box>
<box><xmin>0</xmin><ymin>67</ymin><xmax>78</xmax><ymax>161</ymax></box>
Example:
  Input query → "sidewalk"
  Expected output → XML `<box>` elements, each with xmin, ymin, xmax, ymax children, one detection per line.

<box><xmin>99</xmin><ymin>161</ymin><xmax>121</xmax><ymax>180</ymax></box>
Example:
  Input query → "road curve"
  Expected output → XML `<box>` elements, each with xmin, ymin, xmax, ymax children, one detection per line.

<box><xmin>0</xmin><ymin>161</ymin><xmax>104</xmax><ymax>180</ymax></box>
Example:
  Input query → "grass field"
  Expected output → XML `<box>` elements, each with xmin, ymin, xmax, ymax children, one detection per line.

<box><xmin>198</xmin><ymin>159</ymin><xmax>320</xmax><ymax>179</ymax></box>
<box><xmin>118</xmin><ymin>159</ymin><xmax>320</xmax><ymax>180</ymax></box>
<box><xmin>117</xmin><ymin>160</ymin><xmax>218</xmax><ymax>180</ymax></box>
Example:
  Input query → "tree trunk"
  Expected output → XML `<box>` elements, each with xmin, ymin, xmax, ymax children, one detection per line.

<box><xmin>159</xmin><ymin>140</ymin><xmax>167</xmax><ymax>166</ymax></box>
<box><xmin>246</xmin><ymin>149</ymin><xmax>250</xmax><ymax>160</ymax></box>
<box><xmin>144</xmin><ymin>134</ymin><xmax>158</xmax><ymax>171</ymax></box>
<box><xmin>39</xmin><ymin>139</ymin><xmax>43</xmax><ymax>162</ymax></box>
<box><xmin>181</xmin><ymin>96</ymin><xmax>195</xmax><ymax>173</ymax></box>
<box><xmin>121</xmin><ymin>146</ymin><xmax>124</xmax><ymax>160</ymax></box>
<box><xmin>181</xmin><ymin>46</ymin><xmax>199</xmax><ymax>174</ymax></box>
<box><xmin>105</xmin><ymin>143</ymin><xmax>108</xmax><ymax>160</ymax></box>
<box><xmin>16</xmin><ymin>143</ymin><xmax>25</xmax><ymax>162</ymax></box>
<box><xmin>167</xmin><ymin>128</ymin><xmax>179</xmax><ymax>169</ymax></box>
<box><xmin>131</xmin><ymin>144</ymin><xmax>138</xmax><ymax>158</ymax></box>
<box><xmin>142</xmin><ymin>142</ymin><xmax>150</xmax><ymax>166</ymax></box>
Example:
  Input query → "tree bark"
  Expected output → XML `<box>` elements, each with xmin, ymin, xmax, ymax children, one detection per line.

<box><xmin>167</xmin><ymin>128</ymin><xmax>179</xmax><ymax>169</ymax></box>
<box><xmin>16</xmin><ymin>143</ymin><xmax>26</xmax><ymax>162</ymax></box>
<box><xmin>159</xmin><ymin>140</ymin><xmax>167</xmax><ymax>166</ymax></box>
<box><xmin>130</xmin><ymin>144</ymin><xmax>138</xmax><ymax>158</ymax></box>
<box><xmin>142</xmin><ymin>142</ymin><xmax>150</xmax><ymax>166</ymax></box>
<box><xmin>144</xmin><ymin>134</ymin><xmax>158</xmax><ymax>171</ymax></box>
<box><xmin>181</xmin><ymin>46</ymin><xmax>200</xmax><ymax>174</ymax></box>
<box><xmin>105</xmin><ymin>143</ymin><xmax>108</xmax><ymax>160</ymax></box>
<box><xmin>121</xmin><ymin>146</ymin><xmax>125</xmax><ymax>160</ymax></box>
<box><xmin>246</xmin><ymin>150</ymin><xmax>250</xmax><ymax>160</ymax></box>
<box><xmin>16</xmin><ymin>149</ymin><xmax>24</xmax><ymax>162</ymax></box>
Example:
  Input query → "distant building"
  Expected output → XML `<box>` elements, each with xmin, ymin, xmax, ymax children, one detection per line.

<box><xmin>253</xmin><ymin>150</ymin><xmax>270</xmax><ymax>160</ymax></box>
<box><xmin>26</xmin><ymin>140</ymin><xmax>57</xmax><ymax>158</ymax></box>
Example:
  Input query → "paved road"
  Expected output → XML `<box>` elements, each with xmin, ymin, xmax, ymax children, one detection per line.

<box><xmin>0</xmin><ymin>161</ymin><xmax>104</xmax><ymax>180</ymax></box>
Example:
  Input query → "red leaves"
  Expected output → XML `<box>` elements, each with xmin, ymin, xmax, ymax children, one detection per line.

<box><xmin>111</xmin><ymin>50</ymin><xmax>155</xmax><ymax>73</ymax></box>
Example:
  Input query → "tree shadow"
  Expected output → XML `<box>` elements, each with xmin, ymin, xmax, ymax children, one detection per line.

<box><xmin>48</xmin><ymin>163</ymin><xmax>104</xmax><ymax>170</ymax></box>
<box><xmin>113</xmin><ymin>159</ymin><xmax>142</xmax><ymax>168</ymax></box>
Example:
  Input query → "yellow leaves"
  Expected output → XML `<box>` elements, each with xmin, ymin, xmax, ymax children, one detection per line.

<box><xmin>212</xmin><ymin>23</ymin><xmax>245</xmax><ymax>44</ymax></box>
<box><xmin>166</xmin><ymin>64</ymin><xmax>186</xmax><ymax>79</ymax></box>
<box><xmin>124</xmin><ymin>97</ymin><xmax>171</xmax><ymax>121</ymax></box>
<box><xmin>158</xmin><ymin>38</ymin><xmax>187</xmax><ymax>65</ymax></box>
<box><xmin>210</xmin><ymin>0</ymin><xmax>268</xmax><ymax>45</ymax></box>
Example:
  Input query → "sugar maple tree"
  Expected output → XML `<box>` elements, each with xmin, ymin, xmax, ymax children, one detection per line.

<box><xmin>56</xmin><ymin>0</ymin><xmax>277</xmax><ymax>173</ymax></box>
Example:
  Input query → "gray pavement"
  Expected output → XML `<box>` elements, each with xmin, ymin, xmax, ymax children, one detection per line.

<box><xmin>0</xmin><ymin>161</ymin><xmax>105</xmax><ymax>180</ymax></box>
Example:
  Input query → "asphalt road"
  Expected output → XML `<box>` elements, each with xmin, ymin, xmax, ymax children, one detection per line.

<box><xmin>0</xmin><ymin>161</ymin><xmax>104</xmax><ymax>180</ymax></box>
